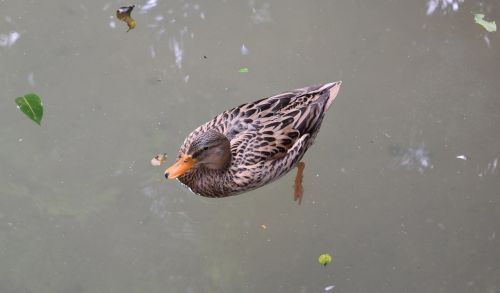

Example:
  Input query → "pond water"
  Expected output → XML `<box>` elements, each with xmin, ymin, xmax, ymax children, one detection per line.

<box><xmin>1</xmin><ymin>0</ymin><xmax>499</xmax><ymax>292</ymax></box>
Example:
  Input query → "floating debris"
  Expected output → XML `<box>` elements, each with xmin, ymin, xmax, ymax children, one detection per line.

<box><xmin>456</xmin><ymin>155</ymin><xmax>469</xmax><ymax>161</ymax></box>
<box><xmin>260</xmin><ymin>224</ymin><xmax>267</xmax><ymax>229</ymax></box>
<box><xmin>474</xmin><ymin>14</ymin><xmax>496</xmax><ymax>32</ymax></box>
<box><xmin>116</xmin><ymin>5</ymin><xmax>136</xmax><ymax>32</ymax></box>
<box><xmin>324</xmin><ymin>285</ymin><xmax>336</xmax><ymax>291</ymax></box>
<box><xmin>151</xmin><ymin>153</ymin><xmax>168</xmax><ymax>166</ymax></box>
<box><xmin>239</xmin><ymin>67</ymin><xmax>249</xmax><ymax>73</ymax></box>
<box><xmin>318</xmin><ymin>253</ymin><xmax>332</xmax><ymax>266</ymax></box>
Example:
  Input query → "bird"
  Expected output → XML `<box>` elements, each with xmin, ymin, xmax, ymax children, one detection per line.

<box><xmin>164</xmin><ymin>81</ymin><xmax>342</xmax><ymax>203</ymax></box>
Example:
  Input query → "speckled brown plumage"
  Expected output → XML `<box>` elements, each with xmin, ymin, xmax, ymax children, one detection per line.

<box><xmin>171</xmin><ymin>81</ymin><xmax>342</xmax><ymax>197</ymax></box>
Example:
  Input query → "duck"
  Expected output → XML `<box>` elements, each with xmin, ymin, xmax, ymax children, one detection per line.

<box><xmin>164</xmin><ymin>81</ymin><xmax>342</xmax><ymax>202</ymax></box>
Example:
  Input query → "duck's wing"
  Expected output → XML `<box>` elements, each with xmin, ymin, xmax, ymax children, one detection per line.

<box><xmin>231</xmin><ymin>82</ymin><xmax>341</xmax><ymax>164</ymax></box>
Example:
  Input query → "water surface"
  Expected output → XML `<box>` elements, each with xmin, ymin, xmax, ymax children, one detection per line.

<box><xmin>1</xmin><ymin>0</ymin><xmax>499</xmax><ymax>292</ymax></box>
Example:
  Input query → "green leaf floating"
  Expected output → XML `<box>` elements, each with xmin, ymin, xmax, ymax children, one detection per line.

<box><xmin>15</xmin><ymin>93</ymin><xmax>43</xmax><ymax>125</ymax></box>
<box><xmin>474</xmin><ymin>14</ymin><xmax>497</xmax><ymax>32</ymax></box>
<box><xmin>239</xmin><ymin>67</ymin><xmax>249</xmax><ymax>73</ymax></box>
<box><xmin>318</xmin><ymin>253</ymin><xmax>332</xmax><ymax>266</ymax></box>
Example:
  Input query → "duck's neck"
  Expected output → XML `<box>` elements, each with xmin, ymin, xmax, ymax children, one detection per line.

<box><xmin>179</xmin><ymin>163</ymin><xmax>235</xmax><ymax>197</ymax></box>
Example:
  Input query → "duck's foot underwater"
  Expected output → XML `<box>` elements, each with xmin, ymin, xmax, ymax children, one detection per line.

<box><xmin>294</xmin><ymin>161</ymin><xmax>305</xmax><ymax>204</ymax></box>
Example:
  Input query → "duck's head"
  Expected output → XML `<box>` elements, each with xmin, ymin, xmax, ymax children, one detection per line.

<box><xmin>164</xmin><ymin>130</ymin><xmax>231</xmax><ymax>179</ymax></box>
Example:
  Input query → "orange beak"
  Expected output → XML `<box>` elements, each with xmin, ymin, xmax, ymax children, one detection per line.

<box><xmin>164</xmin><ymin>155</ymin><xmax>195</xmax><ymax>179</ymax></box>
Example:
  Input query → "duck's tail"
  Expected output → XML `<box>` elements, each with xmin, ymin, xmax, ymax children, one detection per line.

<box><xmin>318</xmin><ymin>81</ymin><xmax>342</xmax><ymax>111</ymax></box>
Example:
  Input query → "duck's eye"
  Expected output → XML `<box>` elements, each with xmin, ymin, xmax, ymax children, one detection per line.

<box><xmin>203</xmin><ymin>146</ymin><xmax>209</xmax><ymax>151</ymax></box>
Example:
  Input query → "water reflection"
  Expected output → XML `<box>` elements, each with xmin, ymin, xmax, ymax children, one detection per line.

<box><xmin>170</xmin><ymin>37</ymin><xmax>184</xmax><ymax>69</ymax></box>
<box><xmin>240</xmin><ymin>44</ymin><xmax>249</xmax><ymax>55</ymax></box>
<box><xmin>426</xmin><ymin>0</ymin><xmax>464</xmax><ymax>15</ymax></box>
<box><xmin>249</xmin><ymin>0</ymin><xmax>272</xmax><ymax>24</ymax></box>
<box><xmin>140</xmin><ymin>0</ymin><xmax>158</xmax><ymax>13</ymax></box>
<box><xmin>141</xmin><ymin>182</ymin><xmax>197</xmax><ymax>242</ymax></box>
<box><xmin>1</xmin><ymin>0</ymin><xmax>500</xmax><ymax>292</ymax></box>
<box><xmin>103</xmin><ymin>0</ymin><xmax>206</xmax><ymax>71</ymax></box>
<box><xmin>478</xmin><ymin>157</ymin><xmax>498</xmax><ymax>178</ymax></box>
<box><xmin>112</xmin><ymin>1</ymin><xmax>209</xmax><ymax>81</ymax></box>
<box><xmin>426</xmin><ymin>0</ymin><xmax>495</xmax><ymax>48</ymax></box>
<box><xmin>0</xmin><ymin>31</ymin><xmax>20</xmax><ymax>47</ymax></box>
<box><xmin>389</xmin><ymin>144</ymin><xmax>433</xmax><ymax>173</ymax></box>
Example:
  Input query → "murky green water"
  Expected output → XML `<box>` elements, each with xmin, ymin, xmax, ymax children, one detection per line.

<box><xmin>1</xmin><ymin>0</ymin><xmax>499</xmax><ymax>292</ymax></box>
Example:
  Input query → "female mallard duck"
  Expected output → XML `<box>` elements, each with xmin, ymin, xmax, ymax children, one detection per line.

<box><xmin>164</xmin><ymin>81</ymin><xmax>342</xmax><ymax>201</ymax></box>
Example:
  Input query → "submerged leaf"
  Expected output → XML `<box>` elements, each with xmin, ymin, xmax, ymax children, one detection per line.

<box><xmin>474</xmin><ymin>14</ymin><xmax>496</xmax><ymax>32</ymax></box>
<box><xmin>15</xmin><ymin>93</ymin><xmax>43</xmax><ymax>125</ymax></box>
<box><xmin>238</xmin><ymin>67</ymin><xmax>249</xmax><ymax>73</ymax></box>
<box><xmin>117</xmin><ymin>5</ymin><xmax>136</xmax><ymax>32</ymax></box>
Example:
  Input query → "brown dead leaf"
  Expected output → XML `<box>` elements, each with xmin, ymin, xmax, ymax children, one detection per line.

<box><xmin>151</xmin><ymin>153</ymin><xmax>168</xmax><ymax>166</ymax></box>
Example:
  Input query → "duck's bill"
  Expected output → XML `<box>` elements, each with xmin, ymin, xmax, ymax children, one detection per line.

<box><xmin>164</xmin><ymin>155</ymin><xmax>195</xmax><ymax>179</ymax></box>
